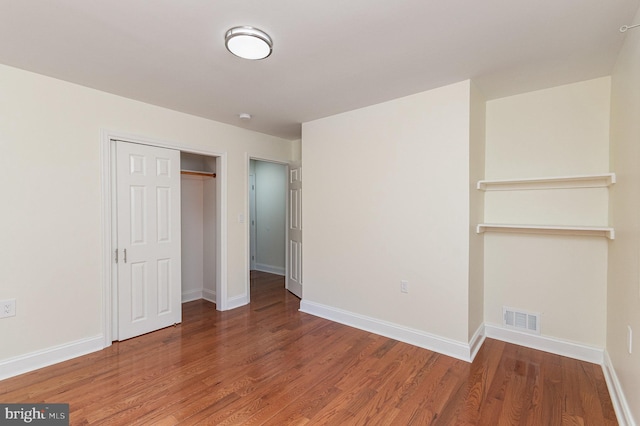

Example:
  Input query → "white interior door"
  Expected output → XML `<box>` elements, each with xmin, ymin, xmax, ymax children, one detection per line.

<box><xmin>116</xmin><ymin>141</ymin><xmax>182</xmax><ymax>340</ymax></box>
<box><xmin>286</xmin><ymin>162</ymin><xmax>302</xmax><ymax>298</ymax></box>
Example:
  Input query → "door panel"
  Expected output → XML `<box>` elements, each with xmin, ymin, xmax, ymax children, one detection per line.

<box><xmin>157</xmin><ymin>258</ymin><xmax>171</xmax><ymax>313</ymax></box>
<box><xmin>130</xmin><ymin>261</ymin><xmax>147</xmax><ymax>322</ymax></box>
<box><xmin>130</xmin><ymin>186</ymin><xmax>147</xmax><ymax>244</ymax></box>
<box><xmin>116</xmin><ymin>141</ymin><xmax>181</xmax><ymax>340</ymax></box>
<box><xmin>290</xmin><ymin>187</ymin><xmax>300</xmax><ymax>230</ymax></box>
<box><xmin>157</xmin><ymin>187</ymin><xmax>171</xmax><ymax>242</ymax></box>
<box><xmin>289</xmin><ymin>240</ymin><xmax>301</xmax><ymax>283</ymax></box>
<box><xmin>286</xmin><ymin>162</ymin><xmax>302</xmax><ymax>298</ymax></box>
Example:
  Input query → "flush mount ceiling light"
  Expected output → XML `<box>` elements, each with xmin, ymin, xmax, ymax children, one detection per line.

<box><xmin>225</xmin><ymin>26</ymin><xmax>272</xmax><ymax>60</ymax></box>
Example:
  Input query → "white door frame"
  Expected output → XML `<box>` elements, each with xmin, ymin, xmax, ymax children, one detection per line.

<box><xmin>245</xmin><ymin>155</ymin><xmax>290</xmax><ymax>303</ymax></box>
<box><xmin>249</xmin><ymin>173</ymin><xmax>257</xmax><ymax>271</ymax></box>
<box><xmin>101</xmin><ymin>129</ymin><xmax>228</xmax><ymax>347</ymax></box>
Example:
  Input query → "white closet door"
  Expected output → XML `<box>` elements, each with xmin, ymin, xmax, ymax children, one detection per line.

<box><xmin>116</xmin><ymin>141</ymin><xmax>182</xmax><ymax>340</ymax></box>
<box><xmin>286</xmin><ymin>162</ymin><xmax>302</xmax><ymax>298</ymax></box>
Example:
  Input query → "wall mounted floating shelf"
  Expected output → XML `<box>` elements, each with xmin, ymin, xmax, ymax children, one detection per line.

<box><xmin>476</xmin><ymin>223</ymin><xmax>615</xmax><ymax>240</ymax></box>
<box><xmin>477</xmin><ymin>173</ymin><xmax>615</xmax><ymax>191</ymax></box>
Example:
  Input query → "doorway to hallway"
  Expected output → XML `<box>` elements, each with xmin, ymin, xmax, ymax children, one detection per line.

<box><xmin>249</xmin><ymin>159</ymin><xmax>287</xmax><ymax>277</ymax></box>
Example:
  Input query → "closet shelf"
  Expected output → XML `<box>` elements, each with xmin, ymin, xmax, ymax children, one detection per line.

<box><xmin>181</xmin><ymin>170</ymin><xmax>216</xmax><ymax>178</ymax></box>
<box><xmin>477</xmin><ymin>173</ymin><xmax>615</xmax><ymax>191</ymax></box>
<box><xmin>476</xmin><ymin>223</ymin><xmax>615</xmax><ymax>240</ymax></box>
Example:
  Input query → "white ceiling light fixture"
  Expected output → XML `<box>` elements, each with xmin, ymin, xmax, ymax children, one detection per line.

<box><xmin>225</xmin><ymin>26</ymin><xmax>272</xmax><ymax>60</ymax></box>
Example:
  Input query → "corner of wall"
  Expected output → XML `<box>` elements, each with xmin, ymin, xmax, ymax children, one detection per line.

<box><xmin>607</xmin><ymin>5</ymin><xmax>640</xmax><ymax>423</ymax></box>
<box><xmin>291</xmin><ymin>139</ymin><xmax>302</xmax><ymax>162</ymax></box>
<box><xmin>468</xmin><ymin>80</ymin><xmax>486</xmax><ymax>340</ymax></box>
<box><xmin>603</xmin><ymin>350</ymin><xmax>637</xmax><ymax>426</ymax></box>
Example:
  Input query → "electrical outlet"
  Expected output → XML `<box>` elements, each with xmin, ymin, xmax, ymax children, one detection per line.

<box><xmin>0</xmin><ymin>299</ymin><xmax>16</xmax><ymax>319</ymax></box>
<box><xmin>628</xmin><ymin>325</ymin><xmax>633</xmax><ymax>354</ymax></box>
<box><xmin>400</xmin><ymin>280</ymin><xmax>409</xmax><ymax>294</ymax></box>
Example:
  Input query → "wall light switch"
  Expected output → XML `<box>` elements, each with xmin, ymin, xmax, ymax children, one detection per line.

<box><xmin>400</xmin><ymin>280</ymin><xmax>409</xmax><ymax>294</ymax></box>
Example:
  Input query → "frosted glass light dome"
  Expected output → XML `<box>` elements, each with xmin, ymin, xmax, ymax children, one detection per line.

<box><xmin>225</xmin><ymin>26</ymin><xmax>272</xmax><ymax>60</ymax></box>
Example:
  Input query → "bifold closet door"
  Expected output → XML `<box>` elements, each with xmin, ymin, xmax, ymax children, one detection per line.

<box><xmin>116</xmin><ymin>141</ymin><xmax>182</xmax><ymax>340</ymax></box>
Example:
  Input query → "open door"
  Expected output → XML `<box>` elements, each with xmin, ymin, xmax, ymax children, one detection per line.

<box><xmin>286</xmin><ymin>162</ymin><xmax>302</xmax><ymax>298</ymax></box>
<box><xmin>116</xmin><ymin>141</ymin><xmax>182</xmax><ymax>340</ymax></box>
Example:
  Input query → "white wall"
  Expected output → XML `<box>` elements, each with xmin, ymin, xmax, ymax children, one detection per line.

<box><xmin>302</xmin><ymin>81</ymin><xmax>473</xmax><ymax>343</ymax></box>
<box><xmin>483</xmin><ymin>77</ymin><xmax>611</xmax><ymax>348</ymax></box>
<box><xmin>608</xmin><ymin>5</ymin><xmax>640</xmax><ymax>423</ymax></box>
<box><xmin>0</xmin><ymin>63</ymin><xmax>291</xmax><ymax>364</ymax></box>
<box><xmin>254</xmin><ymin>161</ymin><xmax>286</xmax><ymax>275</ymax></box>
<box><xmin>181</xmin><ymin>175</ymin><xmax>205</xmax><ymax>301</ymax></box>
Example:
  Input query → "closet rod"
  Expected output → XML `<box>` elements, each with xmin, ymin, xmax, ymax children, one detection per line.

<box><xmin>181</xmin><ymin>170</ymin><xmax>216</xmax><ymax>178</ymax></box>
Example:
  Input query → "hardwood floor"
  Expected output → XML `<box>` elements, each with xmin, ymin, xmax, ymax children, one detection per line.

<box><xmin>0</xmin><ymin>271</ymin><xmax>617</xmax><ymax>425</ymax></box>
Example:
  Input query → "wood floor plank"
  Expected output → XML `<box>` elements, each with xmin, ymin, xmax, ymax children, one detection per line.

<box><xmin>0</xmin><ymin>271</ymin><xmax>617</xmax><ymax>425</ymax></box>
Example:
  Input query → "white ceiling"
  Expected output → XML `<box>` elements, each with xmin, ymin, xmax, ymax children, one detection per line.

<box><xmin>0</xmin><ymin>1</ymin><xmax>638</xmax><ymax>140</ymax></box>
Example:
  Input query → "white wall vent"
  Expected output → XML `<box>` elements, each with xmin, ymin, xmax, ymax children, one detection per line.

<box><xmin>503</xmin><ymin>306</ymin><xmax>540</xmax><ymax>335</ymax></box>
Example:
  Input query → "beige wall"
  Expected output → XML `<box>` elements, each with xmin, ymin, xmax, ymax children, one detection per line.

<box><xmin>468</xmin><ymin>82</ymin><xmax>486</xmax><ymax>339</ymax></box>
<box><xmin>302</xmin><ymin>81</ymin><xmax>473</xmax><ymax>343</ymax></box>
<box><xmin>0</xmin><ymin>64</ymin><xmax>291</xmax><ymax>361</ymax></box>
<box><xmin>608</xmin><ymin>5</ymin><xmax>640</xmax><ymax>423</ymax></box>
<box><xmin>291</xmin><ymin>139</ymin><xmax>302</xmax><ymax>162</ymax></box>
<box><xmin>484</xmin><ymin>78</ymin><xmax>611</xmax><ymax>347</ymax></box>
<box><xmin>484</xmin><ymin>78</ymin><xmax>611</xmax><ymax>179</ymax></box>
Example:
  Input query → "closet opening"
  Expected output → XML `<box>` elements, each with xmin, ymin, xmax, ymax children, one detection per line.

<box><xmin>180</xmin><ymin>152</ymin><xmax>218</xmax><ymax>306</ymax></box>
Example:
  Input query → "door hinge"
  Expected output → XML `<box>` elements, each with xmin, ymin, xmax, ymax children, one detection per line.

<box><xmin>115</xmin><ymin>249</ymin><xmax>118</xmax><ymax>264</ymax></box>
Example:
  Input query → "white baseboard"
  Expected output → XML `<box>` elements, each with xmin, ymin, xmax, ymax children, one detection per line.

<box><xmin>602</xmin><ymin>351</ymin><xmax>636</xmax><ymax>426</ymax></box>
<box><xmin>254</xmin><ymin>263</ymin><xmax>285</xmax><ymax>276</ymax></box>
<box><xmin>299</xmin><ymin>299</ymin><xmax>474</xmax><ymax>362</ymax></box>
<box><xmin>203</xmin><ymin>289</ymin><xmax>216</xmax><ymax>304</ymax></box>
<box><xmin>182</xmin><ymin>289</ymin><xmax>203</xmax><ymax>303</ymax></box>
<box><xmin>227</xmin><ymin>293</ymin><xmax>249</xmax><ymax>310</ymax></box>
<box><xmin>0</xmin><ymin>335</ymin><xmax>104</xmax><ymax>381</ymax></box>
<box><xmin>484</xmin><ymin>324</ymin><xmax>604</xmax><ymax>364</ymax></box>
<box><xmin>469</xmin><ymin>323</ymin><xmax>486</xmax><ymax>361</ymax></box>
